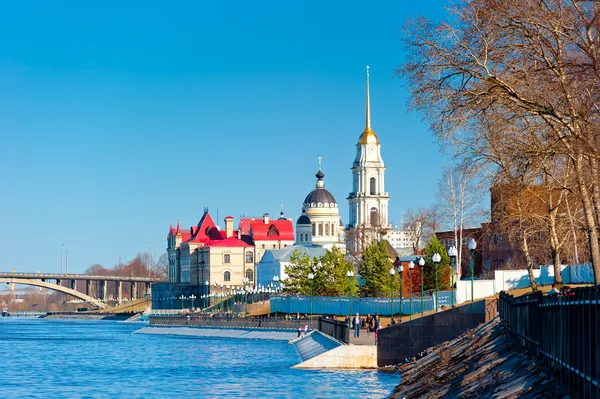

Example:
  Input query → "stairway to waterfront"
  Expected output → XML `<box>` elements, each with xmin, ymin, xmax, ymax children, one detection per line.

<box><xmin>292</xmin><ymin>331</ymin><xmax>342</xmax><ymax>362</ymax></box>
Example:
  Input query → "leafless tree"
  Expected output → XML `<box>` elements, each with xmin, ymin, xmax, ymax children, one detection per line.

<box><xmin>399</xmin><ymin>0</ymin><xmax>600</xmax><ymax>284</ymax></box>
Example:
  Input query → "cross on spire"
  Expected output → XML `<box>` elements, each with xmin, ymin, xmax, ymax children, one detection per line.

<box><xmin>318</xmin><ymin>156</ymin><xmax>322</xmax><ymax>171</ymax></box>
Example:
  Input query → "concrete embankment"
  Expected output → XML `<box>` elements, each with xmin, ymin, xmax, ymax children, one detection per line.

<box><xmin>134</xmin><ymin>326</ymin><xmax>297</xmax><ymax>341</ymax></box>
<box><xmin>290</xmin><ymin>331</ymin><xmax>377</xmax><ymax>369</ymax></box>
<box><xmin>388</xmin><ymin>318</ymin><xmax>571</xmax><ymax>398</ymax></box>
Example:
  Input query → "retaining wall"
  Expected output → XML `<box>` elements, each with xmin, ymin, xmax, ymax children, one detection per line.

<box><xmin>376</xmin><ymin>298</ymin><xmax>497</xmax><ymax>367</ymax></box>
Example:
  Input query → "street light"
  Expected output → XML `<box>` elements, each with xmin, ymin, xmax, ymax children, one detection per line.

<box><xmin>468</xmin><ymin>238</ymin><xmax>477</xmax><ymax>303</ymax></box>
<box><xmin>205</xmin><ymin>281</ymin><xmax>209</xmax><ymax>308</ymax></box>
<box><xmin>389</xmin><ymin>267</ymin><xmax>395</xmax><ymax>317</ymax></box>
<box><xmin>432</xmin><ymin>253</ymin><xmax>441</xmax><ymax>312</ymax></box>
<box><xmin>179</xmin><ymin>295</ymin><xmax>186</xmax><ymax>310</ymax></box>
<box><xmin>399</xmin><ymin>264</ymin><xmax>404</xmax><ymax>322</ymax></box>
<box><xmin>273</xmin><ymin>276</ymin><xmax>280</xmax><ymax>317</ymax></box>
<box><xmin>419</xmin><ymin>257</ymin><xmax>425</xmax><ymax>316</ymax></box>
<box><xmin>448</xmin><ymin>246</ymin><xmax>458</xmax><ymax>307</ymax></box>
<box><xmin>346</xmin><ymin>270</ymin><xmax>355</xmax><ymax>315</ymax></box>
<box><xmin>408</xmin><ymin>261</ymin><xmax>415</xmax><ymax>320</ymax></box>
<box><xmin>190</xmin><ymin>294</ymin><xmax>196</xmax><ymax>310</ymax></box>
<box><xmin>308</xmin><ymin>272</ymin><xmax>314</xmax><ymax>321</ymax></box>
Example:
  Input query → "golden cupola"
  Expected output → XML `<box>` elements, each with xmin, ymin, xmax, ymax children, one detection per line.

<box><xmin>358</xmin><ymin>65</ymin><xmax>379</xmax><ymax>145</ymax></box>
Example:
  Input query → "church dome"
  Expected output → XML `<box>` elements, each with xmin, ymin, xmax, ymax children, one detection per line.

<box><xmin>296</xmin><ymin>210</ymin><xmax>311</xmax><ymax>225</ymax></box>
<box><xmin>304</xmin><ymin>188</ymin><xmax>337</xmax><ymax>206</ymax></box>
<box><xmin>358</xmin><ymin>128</ymin><xmax>379</xmax><ymax>145</ymax></box>
<box><xmin>303</xmin><ymin>169</ymin><xmax>337</xmax><ymax>207</ymax></box>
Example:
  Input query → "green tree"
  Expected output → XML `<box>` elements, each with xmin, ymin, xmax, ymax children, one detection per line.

<box><xmin>320</xmin><ymin>246</ymin><xmax>357</xmax><ymax>297</ymax></box>
<box><xmin>282</xmin><ymin>250</ymin><xmax>318</xmax><ymax>295</ymax></box>
<box><xmin>358</xmin><ymin>240</ymin><xmax>397</xmax><ymax>297</ymax></box>
<box><xmin>422</xmin><ymin>236</ymin><xmax>451</xmax><ymax>291</ymax></box>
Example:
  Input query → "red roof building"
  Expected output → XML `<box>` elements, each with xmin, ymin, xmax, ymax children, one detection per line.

<box><xmin>167</xmin><ymin>210</ymin><xmax>294</xmax><ymax>288</ymax></box>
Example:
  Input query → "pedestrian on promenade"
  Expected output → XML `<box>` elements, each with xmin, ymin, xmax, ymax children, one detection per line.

<box><xmin>366</xmin><ymin>314</ymin><xmax>373</xmax><ymax>337</ymax></box>
<box><xmin>548</xmin><ymin>282</ymin><xmax>560</xmax><ymax>296</ymax></box>
<box><xmin>353</xmin><ymin>313</ymin><xmax>361</xmax><ymax>338</ymax></box>
<box><xmin>344</xmin><ymin>315</ymin><xmax>350</xmax><ymax>328</ymax></box>
<box><xmin>304</xmin><ymin>324</ymin><xmax>308</xmax><ymax>335</ymax></box>
<box><xmin>297</xmin><ymin>327</ymin><xmax>302</xmax><ymax>338</ymax></box>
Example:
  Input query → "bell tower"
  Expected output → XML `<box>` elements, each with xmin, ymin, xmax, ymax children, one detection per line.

<box><xmin>346</xmin><ymin>67</ymin><xmax>391</xmax><ymax>253</ymax></box>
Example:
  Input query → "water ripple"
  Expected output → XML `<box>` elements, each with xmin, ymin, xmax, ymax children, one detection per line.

<box><xmin>0</xmin><ymin>318</ymin><xmax>399</xmax><ymax>398</ymax></box>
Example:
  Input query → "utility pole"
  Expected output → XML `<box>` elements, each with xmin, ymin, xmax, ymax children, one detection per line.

<box><xmin>61</xmin><ymin>244</ymin><xmax>64</xmax><ymax>274</ymax></box>
<box><xmin>66</xmin><ymin>250</ymin><xmax>68</xmax><ymax>274</ymax></box>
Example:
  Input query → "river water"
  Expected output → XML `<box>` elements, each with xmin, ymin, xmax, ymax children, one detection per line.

<box><xmin>0</xmin><ymin>318</ymin><xmax>398</xmax><ymax>398</ymax></box>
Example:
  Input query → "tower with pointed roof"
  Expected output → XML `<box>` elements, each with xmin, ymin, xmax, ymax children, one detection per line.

<box><xmin>346</xmin><ymin>67</ymin><xmax>391</xmax><ymax>253</ymax></box>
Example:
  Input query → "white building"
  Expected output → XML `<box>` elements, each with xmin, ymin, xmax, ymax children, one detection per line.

<box><xmin>346</xmin><ymin>66</ymin><xmax>391</xmax><ymax>253</ymax></box>
<box><xmin>386</xmin><ymin>225</ymin><xmax>420</xmax><ymax>256</ymax></box>
<box><xmin>300</xmin><ymin>165</ymin><xmax>346</xmax><ymax>250</ymax></box>
<box><xmin>256</xmin><ymin>245</ymin><xmax>326</xmax><ymax>288</ymax></box>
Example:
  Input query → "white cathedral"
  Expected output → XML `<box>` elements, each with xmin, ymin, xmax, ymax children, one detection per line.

<box><xmin>293</xmin><ymin>67</ymin><xmax>417</xmax><ymax>255</ymax></box>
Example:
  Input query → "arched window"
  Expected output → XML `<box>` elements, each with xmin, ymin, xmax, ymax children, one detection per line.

<box><xmin>312</xmin><ymin>223</ymin><xmax>316</xmax><ymax>235</ymax></box>
<box><xmin>325</xmin><ymin>223</ymin><xmax>330</xmax><ymax>236</ymax></box>
<box><xmin>224</xmin><ymin>271</ymin><xmax>231</xmax><ymax>282</ymax></box>
<box><xmin>370</xmin><ymin>207</ymin><xmax>379</xmax><ymax>226</ymax></box>
<box><xmin>304</xmin><ymin>233</ymin><xmax>309</xmax><ymax>242</ymax></box>
<box><xmin>245</xmin><ymin>251</ymin><xmax>253</xmax><ymax>263</ymax></box>
<box><xmin>245</xmin><ymin>269</ymin><xmax>253</xmax><ymax>281</ymax></box>
<box><xmin>370</xmin><ymin>177</ymin><xmax>376</xmax><ymax>195</ymax></box>
<box><xmin>299</xmin><ymin>233</ymin><xmax>303</xmax><ymax>242</ymax></box>
<box><xmin>318</xmin><ymin>223</ymin><xmax>323</xmax><ymax>236</ymax></box>
<box><xmin>267</xmin><ymin>225</ymin><xmax>280</xmax><ymax>236</ymax></box>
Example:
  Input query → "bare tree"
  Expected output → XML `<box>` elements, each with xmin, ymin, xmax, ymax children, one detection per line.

<box><xmin>438</xmin><ymin>164</ymin><xmax>485</xmax><ymax>278</ymax></box>
<box><xmin>399</xmin><ymin>0</ymin><xmax>600</xmax><ymax>284</ymax></box>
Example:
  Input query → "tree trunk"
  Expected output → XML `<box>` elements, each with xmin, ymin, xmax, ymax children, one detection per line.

<box><xmin>522</xmin><ymin>234</ymin><xmax>538</xmax><ymax>292</ymax></box>
<box><xmin>548</xmin><ymin>211</ymin><xmax>563</xmax><ymax>284</ymax></box>
<box><xmin>574</xmin><ymin>155</ymin><xmax>600</xmax><ymax>285</ymax></box>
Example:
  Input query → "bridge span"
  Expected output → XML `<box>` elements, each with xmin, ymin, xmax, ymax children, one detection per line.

<box><xmin>0</xmin><ymin>272</ymin><xmax>166</xmax><ymax>309</ymax></box>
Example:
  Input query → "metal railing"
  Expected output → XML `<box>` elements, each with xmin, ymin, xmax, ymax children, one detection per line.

<box><xmin>317</xmin><ymin>318</ymin><xmax>349</xmax><ymax>344</ymax></box>
<box><xmin>149</xmin><ymin>314</ymin><xmax>317</xmax><ymax>330</ymax></box>
<box><xmin>0</xmin><ymin>272</ymin><xmax>163</xmax><ymax>282</ymax></box>
<box><xmin>499</xmin><ymin>287</ymin><xmax>599</xmax><ymax>398</ymax></box>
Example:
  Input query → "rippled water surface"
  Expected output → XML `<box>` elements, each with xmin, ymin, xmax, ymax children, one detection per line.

<box><xmin>0</xmin><ymin>318</ymin><xmax>398</xmax><ymax>398</ymax></box>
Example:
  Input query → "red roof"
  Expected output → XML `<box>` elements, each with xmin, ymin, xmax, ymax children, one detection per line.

<box><xmin>249</xmin><ymin>219</ymin><xmax>294</xmax><ymax>241</ymax></box>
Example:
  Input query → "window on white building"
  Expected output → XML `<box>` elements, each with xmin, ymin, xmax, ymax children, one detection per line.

<box><xmin>224</xmin><ymin>254</ymin><xmax>231</xmax><ymax>263</ymax></box>
<box><xmin>224</xmin><ymin>271</ymin><xmax>231</xmax><ymax>281</ymax></box>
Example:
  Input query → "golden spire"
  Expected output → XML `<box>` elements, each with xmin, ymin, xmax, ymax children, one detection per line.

<box><xmin>366</xmin><ymin>65</ymin><xmax>371</xmax><ymax>131</ymax></box>
<box><xmin>358</xmin><ymin>65</ymin><xmax>379</xmax><ymax>145</ymax></box>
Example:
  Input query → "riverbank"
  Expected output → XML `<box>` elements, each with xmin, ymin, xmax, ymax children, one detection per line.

<box><xmin>388</xmin><ymin>318</ymin><xmax>571</xmax><ymax>398</ymax></box>
<box><xmin>134</xmin><ymin>326</ymin><xmax>298</xmax><ymax>341</ymax></box>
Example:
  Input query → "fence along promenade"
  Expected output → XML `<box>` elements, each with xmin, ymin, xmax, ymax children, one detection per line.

<box><xmin>149</xmin><ymin>315</ymin><xmax>318</xmax><ymax>331</ymax></box>
<box><xmin>499</xmin><ymin>287</ymin><xmax>599</xmax><ymax>398</ymax></box>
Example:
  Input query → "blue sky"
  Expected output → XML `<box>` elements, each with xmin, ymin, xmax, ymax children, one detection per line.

<box><xmin>0</xmin><ymin>0</ymin><xmax>455</xmax><ymax>273</ymax></box>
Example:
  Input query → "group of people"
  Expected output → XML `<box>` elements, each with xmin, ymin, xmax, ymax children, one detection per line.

<box><xmin>343</xmin><ymin>312</ymin><xmax>382</xmax><ymax>341</ymax></box>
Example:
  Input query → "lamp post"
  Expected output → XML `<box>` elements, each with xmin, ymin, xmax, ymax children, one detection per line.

<box><xmin>419</xmin><ymin>257</ymin><xmax>425</xmax><ymax>316</ymax></box>
<box><xmin>399</xmin><ymin>264</ymin><xmax>404</xmax><ymax>322</ymax></box>
<box><xmin>468</xmin><ymin>238</ymin><xmax>477</xmax><ymax>303</ymax></box>
<box><xmin>308</xmin><ymin>273</ymin><xmax>314</xmax><ymax>321</ymax></box>
<box><xmin>179</xmin><ymin>295</ymin><xmax>186</xmax><ymax>310</ymax></box>
<box><xmin>190</xmin><ymin>294</ymin><xmax>196</xmax><ymax>310</ymax></box>
<box><xmin>432</xmin><ymin>253</ymin><xmax>441</xmax><ymax>312</ymax></box>
<box><xmin>448</xmin><ymin>246</ymin><xmax>457</xmax><ymax>307</ymax></box>
<box><xmin>243</xmin><ymin>277</ymin><xmax>249</xmax><ymax>314</ymax></box>
<box><xmin>273</xmin><ymin>276</ymin><xmax>280</xmax><ymax>317</ymax></box>
<box><xmin>408</xmin><ymin>261</ymin><xmax>415</xmax><ymax>320</ymax></box>
<box><xmin>389</xmin><ymin>267</ymin><xmax>395</xmax><ymax>317</ymax></box>
<box><xmin>205</xmin><ymin>281</ymin><xmax>209</xmax><ymax>309</ymax></box>
<box><xmin>346</xmin><ymin>270</ymin><xmax>355</xmax><ymax>315</ymax></box>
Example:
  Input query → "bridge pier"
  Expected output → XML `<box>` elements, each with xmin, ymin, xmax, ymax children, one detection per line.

<box><xmin>70</xmin><ymin>279</ymin><xmax>76</xmax><ymax>290</ymax></box>
<box><xmin>98</xmin><ymin>280</ymin><xmax>107</xmax><ymax>301</ymax></box>
<box><xmin>131</xmin><ymin>281</ymin><xmax>137</xmax><ymax>300</ymax></box>
<box><xmin>86</xmin><ymin>280</ymin><xmax>91</xmax><ymax>296</ymax></box>
<box><xmin>116</xmin><ymin>281</ymin><xmax>122</xmax><ymax>304</ymax></box>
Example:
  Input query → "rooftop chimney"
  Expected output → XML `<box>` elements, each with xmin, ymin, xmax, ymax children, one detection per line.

<box><xmin>225</xmin><ymin>216</ymin><xmax>234</xmax><ymax>238</ymax></box>
<box><xmin>263</xmin><ymin>213</ymin><xmax>270</xmax><ymax>225</ymax></box>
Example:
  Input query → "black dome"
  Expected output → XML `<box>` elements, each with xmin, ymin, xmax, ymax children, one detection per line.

<box><xmin>304</xmin><ymin>188</ymin><xmax>337</xmax><ymax>205</ymax></box>
<box><xmin>296</xmin><ymin>214</ymin><xmax>311</xmax><ymax>225</ymax></box>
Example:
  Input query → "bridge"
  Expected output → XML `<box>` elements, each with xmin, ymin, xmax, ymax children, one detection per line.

<box><xmin>0</xmin><ymin>272</ymin><xmax>165</xmax><ymax>310</ymax></box>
